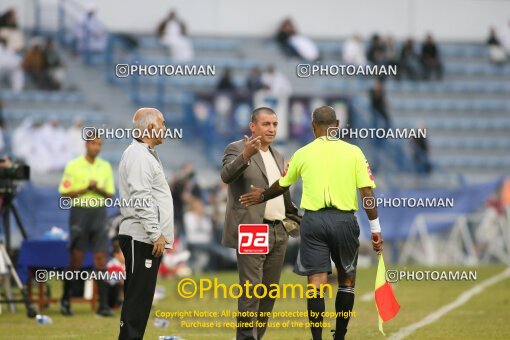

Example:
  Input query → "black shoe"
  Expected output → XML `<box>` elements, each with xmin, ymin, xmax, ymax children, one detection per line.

<box><xmin>331</xmin><ymin>329</ymin><xmax>346</xmax><ymax>340</ymax></box>
<box><xmin>60</xmin><ymin>299</ymin><xmax>74</xmax><ymax>316</ymax></box>
<box><xmin>96</xmin><ymin>306</ymin><xmax>114</xmax><ymax>317</ymax></box>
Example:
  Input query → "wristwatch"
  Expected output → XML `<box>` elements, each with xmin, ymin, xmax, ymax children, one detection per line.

<box><xmin>259</xmin><ymin>192</ymin><xmax>265</xmax><ymax>202</ymax></box>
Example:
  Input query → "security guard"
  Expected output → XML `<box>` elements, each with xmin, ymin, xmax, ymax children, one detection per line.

<box><xmin>58</xmin><ymin>133</ymin><xmax>115</xmax><ymax>317</ymax></box>
<box><xmin>240</xmin><ymin>106</ymin><xmax>383</xmax><ymax>340</ymax></box>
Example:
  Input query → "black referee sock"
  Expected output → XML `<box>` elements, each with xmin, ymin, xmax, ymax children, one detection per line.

<box><xmin>62</xmin><ymin>278</ymin><xmax>72</xmax><ymax>301</ymax></box>
<box><xmin>335</xmin><ymin>286</ymin><xmax>355</xmax><ymax>340</ymax></box>
<box><xmin>307</xmin><ymin>289</ymin><xmax>325</xmax><ymax>340</ymax></box>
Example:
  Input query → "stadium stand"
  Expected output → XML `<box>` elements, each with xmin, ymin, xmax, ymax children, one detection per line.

<box><xmin>2</xmin><ymin>1</ymin><xmax>509</xmax><ymax>267</ymax></box>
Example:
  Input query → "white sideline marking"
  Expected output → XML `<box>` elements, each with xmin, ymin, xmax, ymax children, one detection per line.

<box><xmin>388</xmin><ymin>267</ymin><xmax>510</xmax><ymax>340</ymax></box>
<box><xmin>361</xmin><ymin>285</ymin><xmax>399</xmax><ymax>302</ymax></box>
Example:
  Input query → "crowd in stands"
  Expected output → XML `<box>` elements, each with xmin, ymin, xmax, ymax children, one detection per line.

<box><xmin>4</xmin><ymin>6</ymin><xmax>509</xmax><ymax>180</ymax></box>
<box><xmin>69</xmin><ymin>4</ymin><xmax>107</xmax><ymax>55</ymax></box>
<box><xmin>215</xmin><ymin>65</ymin><xmax>293</xmax><ymax>98</ymax></box>
<box><xmin>0</xmin><ymin>8</ymin><xmax>66</xmax><ymax>92</ymax></box>
<box><xmin>168</xmin><ymin>163</ymin><xmax>236</xmax><ymax>273</ymax></box>
<box><xmin>11</xmin><ymin>117</ymin><xmax>84</xmax><ymax>172</ymax></box>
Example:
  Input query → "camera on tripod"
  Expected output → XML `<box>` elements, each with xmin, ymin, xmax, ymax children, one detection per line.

<box><xmin>0</xmin><ymin>159</ymin><xmax>30</xmax><ymax>251</ymax></box>
<box><xmin>0</xmin><ymin>160</ymin><xmax>30</xmax><ymax>182</ymax></box>
<box><xmin>0</xmin><ymin>159</ymin><xmax>36</xmax><ymax>317</ymax></box>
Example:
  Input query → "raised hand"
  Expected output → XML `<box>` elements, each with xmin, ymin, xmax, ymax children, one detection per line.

<box><xmin>242</xmin><ymin>135</ymin><xmax>261</xmax><ymax>160</ymax></box>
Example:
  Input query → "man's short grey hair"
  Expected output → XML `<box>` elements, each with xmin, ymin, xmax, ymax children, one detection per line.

<box><xmin>312</xmin><ymin>106</ymin><xmax>337</xmax><ymax>127</ymax></box>
<box><xmin>251</xmin><ymin>107</ymin><xmax>276</xmax><ymax>123</ymax></box>
<box><xmin>132</xmin><ymin>109</ymin><xmax>160</xmax><ymax>130</ymax></box>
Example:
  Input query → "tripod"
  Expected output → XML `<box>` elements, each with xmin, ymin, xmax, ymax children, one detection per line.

<box><xmin>0</xmin><ymin>183</ymin><xmax>36</xmax><ymax>318</ymax></box>
<box><xmin>0</xmin><ymin>241</ymin><xmax>36</xmax><ymax>317</ymax></box>
<box><xmin>1</xmin><ymin>189</ymin><xmax>28</xmax><ymax>254</ymax></box>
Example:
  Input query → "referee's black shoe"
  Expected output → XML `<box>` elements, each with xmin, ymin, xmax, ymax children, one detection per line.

<box><xmin>60</xmin><ymin>299</ymin><xmax>74</xmax><ymax>316</ymax></box>
<box><xmin>331</xmin><ymin>329</ymin><xmax>346</xmax><ymax>340</ymax></box>
<box><xmin>96</xmin><ymin>306</ymin><xmax>114</xmax><ymax>317</ymax></box>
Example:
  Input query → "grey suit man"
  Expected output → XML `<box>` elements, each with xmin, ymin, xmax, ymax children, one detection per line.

<box><xmin>221</xmin><ymin>107</ymin><xmax>298</xmax><ymax>340</ymax></box>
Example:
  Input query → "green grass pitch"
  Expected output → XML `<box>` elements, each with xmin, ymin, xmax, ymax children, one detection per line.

<box><xmin>1</xmin><ymin>265</ymin><xmax>509</xmax><ymax>339</ymax></box>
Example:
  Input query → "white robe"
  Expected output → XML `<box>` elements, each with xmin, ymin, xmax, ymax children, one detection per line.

<box><xmin>74</xmin><ymin>14</ymin><xmax>107</xmax><ymax>53</ymax></box>
<box><xmin>161</xmin><ymin>20</ymin><xmax>194</xmax><ymax>62</ymax></box>
<box><xmin>0</xmin><ymin>44</ymin><xmax>24</xmax><ymax>92</ymax></box>
<box><xmin>343</xmin><ymin>38</ymin><xmax>367</xmax><ymax>66</ymax></box>
<box><xmin>289</xmin><ymin>34</ymin><xmax>319</xmax><ymax>61</ymax></box>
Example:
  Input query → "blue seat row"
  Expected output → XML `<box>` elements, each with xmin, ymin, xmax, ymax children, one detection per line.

<box><xmin>395</xmin><ymin>117</ymin><xmax>510</xmax><ymax>130</ymax></box>
<box><xmin>3</xmin><ymin>109</ymin><xmax>107</xmax><ymax>124</ymax></box>
<box><xmin>315</xmin><ymin>41</ymin><xmax>488</xmax><ymax>58</ymax></box>
<box><xmin>137</xmin><ymin>35</ymin><xmax>241</xmax><ymax>51</ymax></box>
<box><xmin>316</xmin><ymin>77</ymin><xmax>510</xmax><ymax>94</ymax></box>
<box><xmin>434</xmin><ymin>156</ymin><xmax>510</xmax><ymax>168</ymax></box>
<box><xmin>391</xmin><ymin>98</ymin><xmax>510</xmax><ymax>112</ymax></box>
<box><xmin>430</xmin><ymin>137</ymin><xmax>510</xmax><ymax>149</ymax></box>
<box><xmin>0</xmin><ymin>90</ymin><xmax>83</xmax><ymax>103</ymax></box>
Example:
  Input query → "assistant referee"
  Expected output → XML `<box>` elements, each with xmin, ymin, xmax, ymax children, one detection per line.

<box><xmin>240</xmin><ymin>106</ymin><xmax>383</xmax><ymax>340</ymax></box>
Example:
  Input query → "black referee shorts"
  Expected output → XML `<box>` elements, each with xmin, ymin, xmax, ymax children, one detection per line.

<box><xmin>69</xmin><ymin>206</ymin><xmax>109</xmax><ymax>253</ymax></box>
<box><xmin>294</xmin><ymin>208</ymin><xmax>360</xmax><ymax>277</ymax></box>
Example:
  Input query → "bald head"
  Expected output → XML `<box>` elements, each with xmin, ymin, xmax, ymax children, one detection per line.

<box><xmin>133</xmin><ymin>108</ymin><xmax>163</xmax><ymax>130</ymax></box>
<box><xmin>132</xmin><ymin>107</ymin><xmax>165</xmax><ymax>147</ymax></box>
<box><xmin>312</xmin><ymin>106</ymin><xmax>337</xmax><ymax>127</ymax></box>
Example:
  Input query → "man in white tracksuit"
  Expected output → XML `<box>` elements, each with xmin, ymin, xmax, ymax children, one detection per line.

<box><xmin>117</xmin><ymin>107</ymin><xmax>174</xmax><ymax>340</ymax></box>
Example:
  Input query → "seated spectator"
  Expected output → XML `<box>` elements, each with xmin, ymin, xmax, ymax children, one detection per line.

<box><xmin>420</xmin><ymin>34</ymin><xmax>443</xmax><ymax>80</ymax></box>
<box><xmin>261</xmin><ymin>65</ymin><xmax>292</xmax><ymax>97</ymax></box>
<box><xmin>411</xmin><ymin>123</ymin><xmax>432</xmax><ymax>174</ymax></box>
<box><xmin>157</xmin><ymin>11</ymin><xmax>194</xmax><ymax>62</ymax></box>
<box><xmin>216</xmin><ymin>68</ymin><xmax>236</xmax><ymax>92</ymax></box>
<box><xmin>185</xmin><ymin>197</ymin><xmax>235</xmax><ymax>272</ymax></box>
<box><xmin>0</xmin><ymin>8</ymin><xmax>24</xmax><ymax>52</ymax></box>
<box><xmin>385</xmin><ymin>35</ymin><xmax>399</xmax><ymax>66</ymax></box>
<box><xmin>22</xmin><ymin>39</ymin><xmax>51</xmax><ymax>90</ymax></box>
<box><xmin>367</xmin><ymin>34</ymin><xmax>386</xmax><ymax>66</ymax></box>
<box><xmin>0</xmin><ymin>101</ymin><xmax>4</xmax><ymax>152</ymax></box>
<box><xmin>43</xmin><ymin>38</ymin><xmax>65</xmax><ymax>89</ymax></box>
<box><xmin>170</xmin><ymin>163</ymin><xmax>202</xmax><ymax>235</ymax></box>
<box><xmin>343</xmin><ymin>34</ymin><xmax>367</xmax><ymax>66</ymax></box>
<box><xmin>369</xmin><ymin>79</ymin><xmax>391</xmax><ymax>130</ymax></box>
<box><xmin>245</xmin><ymin>67</ymin><xmax>265</xmax><ymax>93</ymax></box>
<box><xmin>71</xmin><ymin>4</ymin><xmax>107</xmax><ymax>54</ymax></box>
<box><xmin>275</xmin><ymin>18</ymin><xmax>299</xmax><ymax>58</ymax></box>
<box><xmin>184</xmin><ymin>198</ymin><xmax>213</xmax><ymax>272</ymax></box>
<box><xmin>0</xmin><ymin>37</ymin><xmax>23</xmax><ymax>92</ymax></box>
<box><xmin>399</xmin><ymin>38</ymin><xmax>423</xmax><ymax>80</ymax></box>
<box><xmin>106</xmin><ymin>242</ymin><xmax>125</xmax><ymax>309</ymax></box>
<box><xmin>487</xmin><ymin>27</ymin><xmax>507</xmax><ymax>64</ymax></box>
<box><xmin>275</xmin><ymin>18</ymin><xmax>319</xmax><ymax>61</ymax></box>
<box><xmin>0</xmin><ymin>8</ymin><xmax>16</xmax><ymax>28</ymax></box>
<box><xmin>160</xmin><ymin>238</ymin><xmax>192</xmax><ymax>277</ymax></box>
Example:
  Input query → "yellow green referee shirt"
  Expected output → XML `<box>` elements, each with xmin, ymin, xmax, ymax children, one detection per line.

<box><xmin>59</xmin><ymin>156</ymin><xmax>115</xmax><ymax>207</ymax></box>
<box><xmin>279</xmin><ymin>136</ymin><xmax>376</xmax><ymax>211</ymax></box>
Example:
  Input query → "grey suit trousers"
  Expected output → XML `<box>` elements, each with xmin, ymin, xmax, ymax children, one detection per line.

<box><xmin>236</xmin><ymin>221</ymin><xmax>288</xmax><ymax>340</ymax></box>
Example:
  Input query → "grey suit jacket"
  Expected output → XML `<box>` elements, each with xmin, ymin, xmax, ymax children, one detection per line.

<box><xmin>221</xmin><ymin>139</ymin><xmax>298</xmax><ymax>249</ymax></box>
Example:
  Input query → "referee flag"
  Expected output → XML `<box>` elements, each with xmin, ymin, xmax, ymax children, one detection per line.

<box><xmin>374</xmin><ymin>254</ymin><xmax>400</xmax><ymax>335</ymax></box>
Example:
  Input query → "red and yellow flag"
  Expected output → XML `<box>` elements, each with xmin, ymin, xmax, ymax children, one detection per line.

<box><xmin>374</xmin><ymin>254</ymin><xmax>400</xmax><ymax>335</ymax></box>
